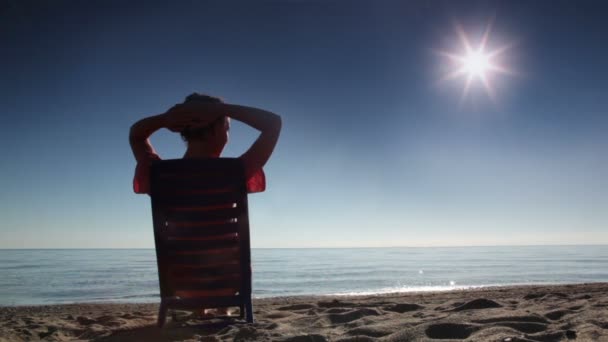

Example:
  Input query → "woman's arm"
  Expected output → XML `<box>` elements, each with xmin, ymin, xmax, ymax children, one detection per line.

<box><xmin>166</xmin><ymin>102</ymin><xmax>282</xmax><ymax>175</ymax></box>
<box><xmin>224</xmin><ymin>104</ymin><xmax>282</xmax><ymax>178</ymax></box>
<box><xmin>129</xmin><ymin>113</ymin><xmax>167</xmax><ymax>163</ymax></box>
<box><xmin>150</xmin><ymin>102</ymin><xmax>282</xmax><ymax>176</ymax></box>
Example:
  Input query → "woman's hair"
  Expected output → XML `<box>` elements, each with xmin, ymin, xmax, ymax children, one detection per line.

<box><xmin>184</xmin><ymin>93</ymin><xmax>223</xmax><ymax>104</ymax></box>
<box><xmin>180</xmin><ymin>93</ymin><xmax>226</xmax><ymax>143</ymax></box>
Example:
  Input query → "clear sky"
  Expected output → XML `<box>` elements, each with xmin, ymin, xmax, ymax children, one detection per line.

<box><xmin>1</xmin><ymin>0</ymin><xmax>607</xmax><ymax>248</ymax></box>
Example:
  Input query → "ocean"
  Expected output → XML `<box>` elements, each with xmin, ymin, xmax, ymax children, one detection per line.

<box><xmin>1</xmin><ymin>246</ymin><xmax>607</xmax><ymax>306</ymax></box>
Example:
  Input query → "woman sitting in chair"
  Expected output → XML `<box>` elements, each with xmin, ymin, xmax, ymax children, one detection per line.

<box><xmin>129</xmin><ymin>93</ymin><xmax>281</xmax><ymax>317</ymax></box>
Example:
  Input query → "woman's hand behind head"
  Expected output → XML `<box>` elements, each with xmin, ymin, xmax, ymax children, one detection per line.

<box><xmin>164</xmin><ymin>102</ymin><xmax>225</xmax><ymax>133</ymax></box>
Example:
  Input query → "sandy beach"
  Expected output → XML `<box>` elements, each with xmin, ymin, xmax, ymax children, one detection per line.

<box><xmin>1</xmin><ymin>283</ymin><xmax>607</xmax><ymax>341</ymax></box>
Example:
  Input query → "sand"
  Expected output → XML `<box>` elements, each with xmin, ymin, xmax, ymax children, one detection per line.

<box><xmin>1</xmin><ymin>283</ymin><xmax>607</xmax><ymax>341</ymax></box>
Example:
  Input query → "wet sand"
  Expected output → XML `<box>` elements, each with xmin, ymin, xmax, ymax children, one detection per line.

<box><xmin>1</xmin><ymin>283</ymin><xmax>607</xmax><ymax>341</ymax></box>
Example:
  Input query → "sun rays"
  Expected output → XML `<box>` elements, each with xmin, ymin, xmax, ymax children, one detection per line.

<box><xmin>437</xmin><ymin>21</ymin><xmax>516</xmax><ymax>103</ymax></box>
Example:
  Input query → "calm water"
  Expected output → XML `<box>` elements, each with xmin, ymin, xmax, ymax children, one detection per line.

<box><xmin>1</xmin><ymin>246</ymin><xmax>607</xmax><ymax>306</ymax></box>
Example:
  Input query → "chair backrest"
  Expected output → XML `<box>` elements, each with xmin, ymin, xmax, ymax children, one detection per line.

<box><xmin>149</xmin><ymin>158</ymin><xmax>252</xmax><ymax>303</ymax></box>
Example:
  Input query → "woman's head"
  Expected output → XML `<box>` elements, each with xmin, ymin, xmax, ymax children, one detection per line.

<box><xmin>180</xmin><ymin>93</ymin><xmax>230</xmax><ymax>155</ymax></box>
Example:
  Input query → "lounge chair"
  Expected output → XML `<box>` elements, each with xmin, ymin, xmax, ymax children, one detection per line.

<box><xmin>149</xmin><ymin>158</ymin><xmax>254</xmax><ymax>327</ymax></box>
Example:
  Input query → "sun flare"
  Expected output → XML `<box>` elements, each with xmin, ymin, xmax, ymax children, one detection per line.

<box><xmin>438</xmin><ymin>21</ymin><xmax>515</xmax><ymax>102</ymax></box>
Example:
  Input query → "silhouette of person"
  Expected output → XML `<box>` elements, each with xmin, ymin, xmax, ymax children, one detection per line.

<box><xmin>129</xmin><ymin>93</ymin><xmax>281</xmax><ymax>317</ymax></box>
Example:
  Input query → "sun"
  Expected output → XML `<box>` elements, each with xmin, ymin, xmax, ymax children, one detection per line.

<box><xmin>462</xmin><ymin>50</ymin><xmax>490</xmax><ymax>78</ymax></box>
<box><xmin>437</xmin><ymin>21</ymin><xmax>515</xmax><ymax>102</ymax></box>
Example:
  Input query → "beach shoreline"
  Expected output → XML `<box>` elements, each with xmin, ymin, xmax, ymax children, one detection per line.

<box><xmin>1</xmin><ymin>282</ymin><xmax>607</xmax><ymax>341</ymax></box>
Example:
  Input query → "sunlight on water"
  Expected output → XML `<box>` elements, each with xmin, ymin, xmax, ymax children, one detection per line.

<box><xmin>330</xmin><ymin>284</ymin><xmax>487</xmax><ymax>297</ymax></box>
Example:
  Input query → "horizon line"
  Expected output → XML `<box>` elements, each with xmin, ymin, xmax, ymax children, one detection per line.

<box><xmin>1</xmin><ymin>244</ymin><xmax>608</xmax><ymax>250</ymax></box>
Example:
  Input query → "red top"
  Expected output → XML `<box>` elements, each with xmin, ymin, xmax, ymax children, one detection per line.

<box><xmin>133</xmin><ymin>152</ymin><xmax>266</xmax><ymax>194</ymax></box>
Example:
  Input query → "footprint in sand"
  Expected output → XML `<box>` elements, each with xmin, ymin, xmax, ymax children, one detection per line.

<box><xmin>280</xmin><ymin>334</ymin><xmax>327</xmax><ymax>342</ymax></box>
<box><xmin>324</xmin><ymin>308</ymin><xmax>352</xmax><ymax>314</ymax></box>
<box><xmin>17</xmin><ymin>328</ymin><xmax>33</xmax><ymax>337</ymax></box>
<box><xmin>346</xmin><ymin>326</ymin><xmax>392</xmax><ymax>338</ymax></box>
<box><xmin>526</xmin><ymin>292</ymin><xmax>569</xmax><ymax>301</ymax></box>
<box><xmin>523</xmin><ymin>292</ymin><xmax>546</xmax><ymax>300</ymax></box>
<box><xmin>260</xmin><ymin>322</ymin><xmax>280</xmax><ymax>330</ymax></box>
<box><xmin>491</xmin><ymin>321</ymin><xmax>548</xmax><ymax>334</ymax></box>
<box><xmin>448</xmin><ymin>298</ymin><xmax>502</xmax><ymax>312</ymax></box>
<box><xmin>548</xmin><ymin>292</ymin><xmax>569</xmax><ymax>299</ymax></box>
<box><xmin>266</xmin><ymin>311</ymin><xmax>296</xmax><ymax>319</ymax></box>
<box><xmin>472</xmin><ymin>315</ymin><xmax>549</xmax><ymax>324</ymax></box>
<box><xmin>544</xmin><ymin>309</ymin><xmax>574</xmax><ymax>321</ymax></box>
<box><xmin>473</xmin><ymin>316</ymin><xmax>549</xmax><ymax>334</ymax></box>
<box><xmin>95</xmin><ymin>315</ymin><xmax>116</xmax><ymax>322</ymax></box>
<box><xmin>425</xmin><ymin>323</ymin><xmax>480</xmax><ymax>339</ymax></box>
<box><xmin>590</xmin><ymin>320</ymin><xmax>608</xmax><ymax>330</ymax></box>
<box><xmin>335</xmin><ymin>337</ymin><xmax>375</xmax><ymax>342</ymax></box>
<box><xmin>567</xmin><ymin>305</ymin><xmax>584</xmax><ymax>311</ymax></box>
<box><xmin>326</xmin><ymin>308</ymin><xmax>382</xmax><ymax>324</ymax></box>
<box><xmin>278</xmin><ymin>304</ymin><xmax>317</xmax><ymax>311</ymax></box>
<box><xmin>413</xmin><ymin>312</ymin><xmax>436</xmax><ymax>319</ymax></box>
<box><xmin>525</xmin><ymin>329</ymin><xmax>577</xmax><ymax>341</ymax></box>
<box><xmin>382</xmin><ymin>303</ymin><xmax>423</xmax><ymax>313</ymax></box>
<box><xmin>317</xmin><ymin>300</ymin><xmax>357</xmax><ymax>308</ymax></box>
<box><xmin>76</xmin><ymin>316</ymin><xmax>97</xmax><ymax>325</ymax></box>
<box><xmin>219</xmin><ymin>325</ymin><xmax>275</xmax><ymax>341</ymax></box>
<box><xmin>93</xmin><ymin>314</ymin><xmax>124</xmax><ymax>327</ymax></box>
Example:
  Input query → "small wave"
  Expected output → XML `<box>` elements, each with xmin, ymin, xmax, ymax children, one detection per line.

<box><xmin>115</xmin><ymin>293</ymin><xmax>159</xmax><ymax>299</ymax></box>
<box><xmin>0</xmin><ymin>264</ymin><xmax>45</xmax><ymax>270</ymax></box>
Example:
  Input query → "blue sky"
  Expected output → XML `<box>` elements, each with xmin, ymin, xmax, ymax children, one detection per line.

<box><xmin>1</xmin><ymin>0</ymin><xmax>607</xmax><ymax>248</ymax></box>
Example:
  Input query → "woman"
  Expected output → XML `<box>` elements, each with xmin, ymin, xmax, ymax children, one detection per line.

<box><xmin>130</xmin><ymin>93</ymin><xmax>282</xmax><ymax>195</ymax></box>
<box><xmin>129</xmin><ymin>93</ymin><xmax>281</xmax><ymax>317</ymax></box>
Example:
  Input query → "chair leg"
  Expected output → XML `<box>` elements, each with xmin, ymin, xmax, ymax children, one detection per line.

<box><xmin>245</xmin><ymin>300</ymin><xmax>254</xmax><ymax>323</ymax></box>
<box><xmin>157</xmin><ymin>301</ymin><xmax>168</xmax><ymax>328</ymax></box>
<box><xmin>239</xmin><ymin>304</ymin><xmax>245</xmax><ymax>319</ymax></box>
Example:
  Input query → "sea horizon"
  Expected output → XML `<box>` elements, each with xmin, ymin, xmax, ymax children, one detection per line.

<box><xmin>2</xmin><ymin>244</ymin><xmax>607</xmax><ymax>250</ymax></box>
